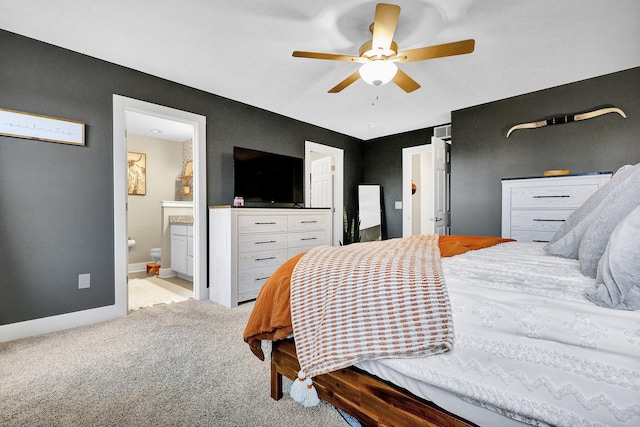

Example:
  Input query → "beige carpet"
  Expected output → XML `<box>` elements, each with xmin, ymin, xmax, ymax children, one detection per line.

<box><xmin>128</xmin><ymin>276</ymin><xmax>192</xmax><ymax>311</ymax></box>
<box><xmin>0</xmin><ymin>300</ymin><xmax>349</xmax><ymax>426</ymax></box>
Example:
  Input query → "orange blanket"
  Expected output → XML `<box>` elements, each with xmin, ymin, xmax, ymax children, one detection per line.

<box><xmin>243</xmin><ymin>235</ymin><xmax>514</xmax><ymax>360</ymax></box>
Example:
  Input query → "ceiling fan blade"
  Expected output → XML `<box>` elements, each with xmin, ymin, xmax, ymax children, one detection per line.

<box><xmin>328</xmin><ymin>70</ymin><xmax>361</xmax><ymax>93</ymax></box>
<box><xmin>371</xmin><ymin>3</ymin><xmax>401</xmax><ymax>52</ymax></box>
<box><xmin>398</xmin><ymin>39</ymin><xmax>475</xmax><ymax>63</ymax></box>
<box><xmin>292</xmin><ymin>51</ymin><xmax>365</xmax><ymax>63</ymax></box>
<box><xmin>392</xmin><ymin>68</ymin><xmax>420</xmax><ymax>93</ymax></box>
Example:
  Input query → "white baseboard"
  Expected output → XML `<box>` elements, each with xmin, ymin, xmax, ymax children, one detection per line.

<box><xmin>0</xmin><ymin>304</ymin><xmax>125</xmax><ymax>343</ymax></box>
<box><xmin>158</xmin><ymin>267</ymin><xmax>176</xmax><ymax>279</ymax></box>
<box><xmin>128</xmin><ymin>262</ymin><xmax>148</xmax><ymax>273</ymax></box>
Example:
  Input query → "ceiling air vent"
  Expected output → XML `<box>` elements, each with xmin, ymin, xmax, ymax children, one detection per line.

<box><xmin>434</xmin><ymin>124</ymin><xmax>452</xmax><ymax>140</ymax></box>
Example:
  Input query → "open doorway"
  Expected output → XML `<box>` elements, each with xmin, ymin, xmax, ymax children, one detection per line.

<box><xmin>113</xmin><ymin>95</ymin><xmax>207</xmax><ymax>317</ymax></box>
<box><xmin>125</xmin><ymin>111</ymin><xmax>195</xmax><ymax>310</ymax></box>
<box><xmin>304</xmin><ymin>141</ymin><xmax>343</xmax><ymax>246</ymax></box>
<box><xmin>402</xmin><ymin>137</ymin><xmax>450</xmax><ymax>237</ymax></box>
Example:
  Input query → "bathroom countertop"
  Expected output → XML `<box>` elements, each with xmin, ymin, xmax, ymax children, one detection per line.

<box><xmin>169</xmin><ymin>215</ymin><xmax>194</xmax><ymax>224</ymax></box>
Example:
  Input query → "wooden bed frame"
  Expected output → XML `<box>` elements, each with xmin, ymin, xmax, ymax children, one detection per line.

<box><xmin>271</xmin><ymin>339</ymin><xmax>476</xmax><ymax>427</ymax></box>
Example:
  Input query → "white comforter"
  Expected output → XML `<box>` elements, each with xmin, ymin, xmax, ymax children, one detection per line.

<box><xmin>359</xmin><ymin>242</ymin><xmax>640</xmax><ymax>426</ymax></box>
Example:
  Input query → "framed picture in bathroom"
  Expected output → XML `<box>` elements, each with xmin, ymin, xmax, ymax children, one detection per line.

<box><xmin>127</xmin><ymin>151</ymin><xmax>146</xmax><ymax>195</ymax></box>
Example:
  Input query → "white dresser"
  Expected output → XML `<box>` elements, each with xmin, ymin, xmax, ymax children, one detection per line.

<box><xmin>209</xmin><ymin>207</ymin><xmax>332</xmax><ymax>307</ymax></box>
<box><xmin>501</xmin><ymin>173</ymin><xmax>611</xmax><ymax>242</ymax></box>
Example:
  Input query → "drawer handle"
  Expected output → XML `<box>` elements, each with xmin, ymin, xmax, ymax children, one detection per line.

<box><xmin>255</xmin><ymin>240</ymin><xmax>276</xmax><ymax>244</ymax></box>
<box><xmin>255</xmin><ymin>256</ymin><xmax>276</xmax><ymax>261</ymax></box>
<box><xmin>255</xmin><ymin>221</ymin><xmax>277</xmax><ymax>225</ymax></box>
<box><xmin>300</xmin><ymin>237</ymin><xmax>318</xmax><ymax>241</ymax></box>
<box><xmin>301</xmin><ymin>220</ymin><xmax>318</xmax><ymax>224</ymax></box>
<box><xmin>532</xmin><ymin>240</ymin><xmax>550</xmax><ymax>243</ymax></box>
<box><xmin>532</xmin><ymin>219</ymin><xmax>565</xmax><ymax>222</ymax></box>
<box><xmin>532</xmin><ymin>195</ymin><xmax>570</xmax><ymax>198</ymax></box>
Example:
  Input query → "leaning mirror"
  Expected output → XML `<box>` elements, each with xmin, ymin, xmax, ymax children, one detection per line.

<box><xmin>358</xmin><ymin>184</ymin><xmax>382</xmax><ymax>242</ymax></box>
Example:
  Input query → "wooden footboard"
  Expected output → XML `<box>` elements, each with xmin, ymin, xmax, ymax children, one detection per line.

<box><xmin>271</xmin><ymin>339</ymin><xmax>475</xmax><ymax>427</ymax></box>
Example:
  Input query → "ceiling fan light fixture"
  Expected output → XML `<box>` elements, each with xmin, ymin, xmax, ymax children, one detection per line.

<box><xmin>359</xmin><ymin>61</ymin><xmax>397</xmax><ymax>86</ymax></box>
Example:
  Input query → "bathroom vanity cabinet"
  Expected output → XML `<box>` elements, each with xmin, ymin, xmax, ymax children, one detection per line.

<box><xmin>170</xmin><ymin>223</ymin><xmax>193</xmax><ymax>279</ymax></box>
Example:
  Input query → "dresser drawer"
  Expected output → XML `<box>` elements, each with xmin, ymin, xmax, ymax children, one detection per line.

<box><xmin>237</xmin><ymin>232</ymin><xmax>287</xmax><ymax>253</ymax></box>
<box><xmin>511</xmin><ymin>230</ymin><xmax>557</xmax><ymax>243</ymax></box>
<box><xmin>171</xmin><ymin>224</ymin><xmax>188</xmax><ymax>235</ymax></box>
<box><xmin>238</xmin><ymin>288</ymin><xmax>262</xmax><ymax>304</ymax></box>
<box><xmin>237</xmin><ymin>266</ymin><xmax>279</xmax><ymax>301</ymax></box>
<box><xmin>288</xmin><ymin>230</ymin><xmax>328</xmax><ymax>249</ymax></box>
<box><xmin>288</xmin><ymin>214</ymin><xmax>327</xmax><ymax>232</ymax></box>
<box><xmin>237</xmin><ymin>215</ymin><xmax>287</xmax><ymax>233</ymax></box>
<box><xmin>237</xmin><ymin>249</ymin><xmax>288</xmax><ymax>271</ymax></box>
<box><xmin>511</xmin><ymin>184</ymin><xmax>599</xmax><ymax>209</ymax></box>
<box><xmin>510</xmin><ymin>209</ymin><xmax>572</xmax><ymax>233</ymax></box>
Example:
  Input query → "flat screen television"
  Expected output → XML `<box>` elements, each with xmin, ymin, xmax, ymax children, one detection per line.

<box><xmin>233</xmin><ymin>147</ymin><xmax>304</xmax><ymax>206</ymax></box>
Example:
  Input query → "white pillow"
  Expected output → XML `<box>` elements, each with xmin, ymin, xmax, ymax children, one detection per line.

<box><xmin>544</xmin><ymin>164</ymin><xmax>640</xmax><ymax>259</ymax></box>
<box><xmin>579</xmin><ymin>170</ymin><xmax>640</xmax><ymax>277</ymax></box>
<box><xmin>586</xmin><ymin>206</ymin><xmax>640</xmax><ymax>310</ymax></box>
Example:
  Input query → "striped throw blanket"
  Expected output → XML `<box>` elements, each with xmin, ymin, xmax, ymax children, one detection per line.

<box><xmin>290</xmin><ymin>234</ymin><xmax>454</xmax><ymax>379</ymax></box>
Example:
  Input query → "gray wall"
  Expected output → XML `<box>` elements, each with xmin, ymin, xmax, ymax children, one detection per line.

<box><xmin>0</xmin><ymin>30</ymin><xmax>362</xmax><ymax>325</ymax></box>
<box><xmin>450</xmin><ymin>67</ymin><xmax>640</xmax><ymax>236</ymax></box>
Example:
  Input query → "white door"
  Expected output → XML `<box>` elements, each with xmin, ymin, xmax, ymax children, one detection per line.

<box><xmin>305</xmin><ymin>141</ymin><xmax>344</xmax><ymax>247</ymax></box>
<box><xmin>311</xmin><ymin>155</ymin><xmax>333</xmax><ymax>208</ymax></box>
<box><xmin>431</xmin><ymin>136</ymin><xmax>450</xmax><ymax>235</ymax></box>
<box><xmin>402</xmin><ymin>138</ymin><xmax>451</xmax><ymax>237</ymax></box>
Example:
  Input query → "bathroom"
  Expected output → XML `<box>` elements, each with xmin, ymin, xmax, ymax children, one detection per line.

<box><xmin>126</xmin><ymin>111</ymin><xmax>194</xmax><ymax>309</ymax></box>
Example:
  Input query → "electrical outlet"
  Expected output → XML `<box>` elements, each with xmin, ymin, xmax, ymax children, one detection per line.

<box><xmin>78</xmin><ymin>273</ymin><xmax>91</xmax><ymax>289</ymax></box>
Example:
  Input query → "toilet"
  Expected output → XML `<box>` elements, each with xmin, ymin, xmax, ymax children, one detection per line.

<box><xmin>150</xmin><ymin>247</ymin><xmax>161</xmax><ymax>264</ymax></box>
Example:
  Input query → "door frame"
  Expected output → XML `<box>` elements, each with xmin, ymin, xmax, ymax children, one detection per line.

<box><xmin>304</xmin><ymin>141</ymin><xmax>343</xmax><ymax>246</ymax></box>
<box><xmin>113</xmin><ymin>95</ymin><xmax>207</xmax><ymax>317</ymax></box>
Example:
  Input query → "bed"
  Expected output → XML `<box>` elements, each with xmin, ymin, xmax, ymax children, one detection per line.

<box><xmin>243</xmin><ymin>165</ymin><xmax>640</xmax><ymax>427</ymax></box>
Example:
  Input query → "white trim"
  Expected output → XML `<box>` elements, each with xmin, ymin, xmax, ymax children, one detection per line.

<box><xmin>0</xmin><ymin>304</ymin><xmax>124</xmax><ymax>343</ymax></box>
<box><xmin>304</xmin><ymin>141</ymin><xmax>343</xmax><ymax>246</ymax></box>
<box><xmin>113</xmin><ymin>95</ymin><xmax>208</xmax><ymax>307</ymax></box>
<box><xmin>128</xmin><ymin>262</ymin><xmax>148</xmax><ymax>273</ymax></box>
<box><xmin>158</xmin><ymin>267</ymin><xmax>177</xmax><ymax>279</ymax></box>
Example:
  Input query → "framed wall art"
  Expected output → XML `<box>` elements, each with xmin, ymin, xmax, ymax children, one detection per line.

<box><xmin>127</xmin><ymin>151</ymin><xmax>147</xmax><ymax>195</ymax></box>
<box><xmin>0</xmin><ymin>107</ymin><xmax>85</xmax><ymax>146</ymax></box>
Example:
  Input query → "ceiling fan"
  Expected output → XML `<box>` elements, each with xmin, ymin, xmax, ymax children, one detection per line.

<box><xmin>292</xmin><ymin>3</ymin><xmax>475</xmax><ymax>93</ymax></box>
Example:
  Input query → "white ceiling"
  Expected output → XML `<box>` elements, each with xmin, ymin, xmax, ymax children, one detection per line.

<box><xmin>126</xmin><ymin>111</ymin><xmax>194</xmax><ymax>142</ymax></box>
<box><xmin>1</xmin><ymin>0</ymin><xmax>639</xmax><ymax>141</ymax></box>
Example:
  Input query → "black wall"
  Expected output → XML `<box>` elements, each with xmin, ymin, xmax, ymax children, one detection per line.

<box><xmin>2</xmin><ymin>27</ymin><xmax>638</xmax><ymax>328</ymax></box>
<box><xmin>363</xmin><ymin>128</ymin><xmax>435</xmax><ymax>239</ymax></box>
<box><xmin>362</xmin><ymin>67</ymin><xmax>640</xmax><ymax>239</ymax></box>
<box><xmin>0</xmin><ymin>30</ymin><xmax>362</xmax><ymax>325</ymax></box>
<box><xmin>450</xmin><ymin>67</ymin><xmax>640</xmax><ymax>236</ymax></box>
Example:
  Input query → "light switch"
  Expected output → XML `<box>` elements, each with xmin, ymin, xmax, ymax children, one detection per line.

<box><xmin>395</xmin><ymin>201</ymin><xmax>403</xmax><ymax>210</ymax></box>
